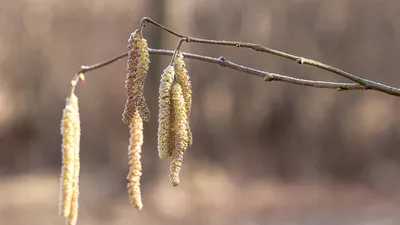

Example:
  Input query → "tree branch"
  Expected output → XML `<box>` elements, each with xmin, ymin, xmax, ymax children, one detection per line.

<box><xmin>70</xmin><ymin>17</ymin><xmax>400</xmax><ymax>96</ymax></box>
<box><xmin>151</xmin><ymin>49</ymin><xmax>364</xmax><ymax>90</ymax></box>
<box><xmin>142</xmin><ymin>17</ymin><xmax>400</xmax><ymax>96</ymax></box>
<box><xmin>76</xmin><ymin>49</ymin><xmax>364</xmax><ymax>91</ymax></box>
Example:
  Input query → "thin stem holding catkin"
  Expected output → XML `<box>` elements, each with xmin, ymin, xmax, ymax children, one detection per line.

<box><xmin>169</xmin><ymin>38</ymin><xmax>187</xmax><ymax>66</ymax></box>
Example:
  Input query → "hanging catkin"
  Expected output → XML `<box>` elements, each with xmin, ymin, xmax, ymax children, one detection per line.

<box><xmin>122</xmin><ymin>29</ymin><xmax>151</xmax><ymax>124</ymax></box>
<box><xmin>67</xmin><ymin>94</ymin><xmax>81</xmax><ymax>225</ymax></box>
<box><xmin>158</xmin><ymin>65</ymin><xmax>175</xmax><ymax>160</ymax></box>
<box><xmin>169</xmin><ymin>83</ymin><xmax>188</xmax><ymax>186</ymax></box>
<box><xmin>174</xmin><ymin>52</ymin><xmax>193</xmax><ymax>146</ymax></box>
<box><xmin>67</xmin><ymin>146</ymin><xmax>80</xmax><ymax>225</ymax></box>
<box><xmin>127</xmin><ymin>110</ymin><xmax>144</xmax><ymax>210</ymax></box>
<box><xmin>59</xmin><ymin>94</ymin><xmax>81</xmax><ymax>218</ymax></box>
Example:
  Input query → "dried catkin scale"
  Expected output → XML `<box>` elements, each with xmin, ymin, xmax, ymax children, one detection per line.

<box><xmin>158</xmin><ymin>65</ymin><xmax>175</xmax><ymax>160</ymax></box>
<box><xmin>59</xmin><ymin>94</ymin><xmax>80</xmax><ymax>218</ymax></box>
<box><xmin>122</xmin><ymin>29</ymin><xmax>151</xmax><ymax>124</ymax></box>
<box><xmin>127</xmin><ymin>111</ymin><xmax>144</xmax><ymax>210</ymax></box>
<box><xmin>169</xmin><ymin>83</ymin><xmax>188</xmax><ymax>187</ymax></box>
<box><xmin>174</xmin><ymin>52</ymin><xmax>193</xmax><ymax>147</ymax></box>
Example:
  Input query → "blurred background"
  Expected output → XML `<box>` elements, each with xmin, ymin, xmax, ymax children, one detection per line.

<box><xmin>1</xmin><ymin>0</ymin><xmax>400</xmax><ymax>224</ymax></box>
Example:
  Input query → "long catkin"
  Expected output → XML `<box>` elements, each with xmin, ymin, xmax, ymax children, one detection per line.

<box><xmin>127</xmin><ymin>110</ymin><xmax>144</xmax><ymax>210</ymax></box>
<box><xmin>169</xmin><ymin>83</ymin><xmax>188</xmax><ymax>187</ymax></box>
<box><xmin>174</xmin><ymin>52</ymin><xmax>193</xmax><ymax>146</ymax></box>
<box><xmin>59</xmin><ymin>94</ymin><xmax>81</xmax><ymax>218</ymax></box>
<box><xmin>158</xmin><ymin>65</ymin><xmax>175</xmax><ymax>160</ymax></box>
<box><xmin>67</xmin><ymin>152</ymin><xmax>80</xmax><ymax>225</ymax></box>
<box><xmin>67</xmin><ymin>94</ymin><xmax>81</xmax><ymax>225</ymax></box>
<box><xmin>123</xmin><ymin>30</ymin><xmax>151</xmax><ymax>124</ymax></box>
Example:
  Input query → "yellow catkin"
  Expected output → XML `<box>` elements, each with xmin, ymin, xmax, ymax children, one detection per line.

<box><xmin>59</xmin><ymin>94</ymin><xmax>81</xmax><ymax>218</ymax></box>
<box><xmin>67</xmin><ymin>95</ymin><xmax>81</xmax><ymax>225</ymax></box>
<box><xmin>127</xmin><ymin>110</ymin><xmax>144</xmax><ymax>210</ymax></box>
<box><xmin>169</xmin><ymin>83</ymin><xmax>188</xmax><ymax>187</ymax></box>
<box><xmin>122</xmin><ymin>29</ymin><xmax>151</xmax><ymax>124</ymax></box>
<box><xmin>158</xmin><ymin>65</ymin><xmax>175</xmax><ymax>160</ymax></box>
<box><xmin>67</xmin><ymin>154</ymin><xmax>80</xmax><ymax>225</ymax></box>
<box><xmin>174</xmin><ymin>52</ymin><xmax>193</xmax><ymax>146</ymax></box>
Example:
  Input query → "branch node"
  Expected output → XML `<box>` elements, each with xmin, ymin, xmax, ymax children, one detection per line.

<box><xmin>217</xmin><ymin>56</ymin><xmax>227</xmax><ymax>67</ymax></box>
<box><xmin>336</xmin><ymin>87</ymin><xmax>345</xmax><ymax>91</ymax></box>
<box><xmin>78</xmin><ymin>73</ymin><xmax>85</xmax><ymax>81</ymax></box>
<box><xmin>253</xmin><ymin>44</ymin><xmax>263</xmax><ymax>52</ymax></box>
<box><xmin>297</xmin><ymin>57</ymin><xmax>306</xmax><ymax>64</ymax></box>
<box><xmin>141</xmin><ymin>17</ymin><xmax>149</xmax><ymax>26</ymax></box>
<box><xmin>264</xmin><ymin>74</ymin><xmax>274</xmax><ymax>82</ymax></box>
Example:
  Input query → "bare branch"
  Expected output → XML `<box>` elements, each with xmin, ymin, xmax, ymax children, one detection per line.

<box><xmin>142</xmin><ymin>17</ymin><xmax>400</xmax><ymax>96</ymax></box>
<box><xmin>79</xmin><ymin>52</ymin><xmax>128</xmax><ymax>73</ymax></box>
<box><xmin>71</xmin><ymin>17</ymin><xmax>400</xmax><ymax>96</ymax></box>
<box><xmin>150</xmin><ymin>49</ymin><xmax>364</xmax><ymax>90</ymax></box>
<box><xmin>77</xmin><ymin>49</ymin><xmax>364</xmax><ymax>91</ymax></box>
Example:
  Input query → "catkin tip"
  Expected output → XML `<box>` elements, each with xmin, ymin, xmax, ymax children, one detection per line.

<box><xmin>172</xmin><ymin>179</ymin><xmax>180</xmax><ymax>187</ymax></box>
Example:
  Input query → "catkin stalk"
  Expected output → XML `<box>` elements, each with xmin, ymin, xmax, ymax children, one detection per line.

<box><xmin>127</xmin><ymin>110</ymin><xmax>144</xmax><ymax>210</ymax></box>
<box><xmin>169</xmin><ymin>83</ymin><xmax>188</xmax><ymax>186</ymax></box>
<box><xmin>158</xmin><ymin>65</ymin><xmax>175</xmax><ymax>160</ymax></box>
<box><xmin>123</xmin><ymin>30</ymin><xmax>151</xmax><ymax>124</ymax></box>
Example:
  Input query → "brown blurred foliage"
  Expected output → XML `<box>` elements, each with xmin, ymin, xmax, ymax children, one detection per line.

<box><xmin>1</xmin><ymin>0</ymin><xmax>400</xmax><ymax>224</ymax></box>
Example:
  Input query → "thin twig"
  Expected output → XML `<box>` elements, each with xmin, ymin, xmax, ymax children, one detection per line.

<box><xmin>169</xmin><ymin>38</ymin><xmax>187</xmax><ymax>66</ymax></box>
<box><xmin>79</xmin><ymin>52</ymin><xmax>128</xmax><ymax>73</ymax></box>
<box><xmin>152</xmin><ymin>49</ymin><xmax>363</xmax><ymax>90</ymax></box>
<box><xmin>142</xmin><ymin>17</ymin><xmax>400</xmax><ymax>96</ymax></box>
<box><xmin>77</xmin><ymin>49</ymin><xmax>364</xmax><ymax>91</ymax></box>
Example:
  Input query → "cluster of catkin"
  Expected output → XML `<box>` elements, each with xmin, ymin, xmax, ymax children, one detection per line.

<box><xmin>59</xmin><ymin>92</ymin><xmax>81</xmax><ymax>225</ymax></box>
<box><xmin>122</xmin><ymin>30</ymin><xmax>193</xmax><ymax>211</ymax></box>
<box><xmin>158</xmin><ymin>52</ymin><xmax>192</xmax><ymax>187</ymax></box>
<box><xmin>58</xmin><ymin>29</ymin><xmax>194</xmax><ymax>225</ymax></box>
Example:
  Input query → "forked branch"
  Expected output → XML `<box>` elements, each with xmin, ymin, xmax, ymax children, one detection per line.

<box><xmin>77</xmin><ymin>49</ymin><xmax>365</xmax><ymax>91</ymax></box>
<box><xmin>74</xmin><ymin>17</ymin><xmax>400</xmax><ymax>96</ymax></box>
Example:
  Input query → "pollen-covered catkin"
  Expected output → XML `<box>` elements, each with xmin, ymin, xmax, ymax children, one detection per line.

<box><xmin>67</xmin><ymin>188</ymin><xmax>79</xmax><ymax>225</ymax></box>
<box><xmin>67</xmin><ymin>151</ymin><xmax>80</xmax><ymax>225</ymax></box>
<box><xmin>127</xmin><ymin>110</ymin><xmax>144</xmax><ymax>210</ymax></box>
<box><xmin>158</xmin><ymin>65</ymin><xmax>175</xmax><ymax>160</ymax></box>
<box><xmin>67</xmin><ymin>96</ymin><xmax>81</xmax><ymax>225</ymax></box>
<box><xmin>59</xmin><ymin>94</ymin><xmax>81</xmax><ymax>217</ymax></box>
<box><xmin>169</xmin><ymin>83</ymin><xmax>188</xmax><ymax>187</ymax></box>
<box><xmin>174</xmin><ymin>52</ymin><xmax>193</xmax><ymax>146</ymax></box>
<box><xmin>123</xmin><ymin>29</ymin><xmax>151</xmax><ymax>124</ymax></box>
